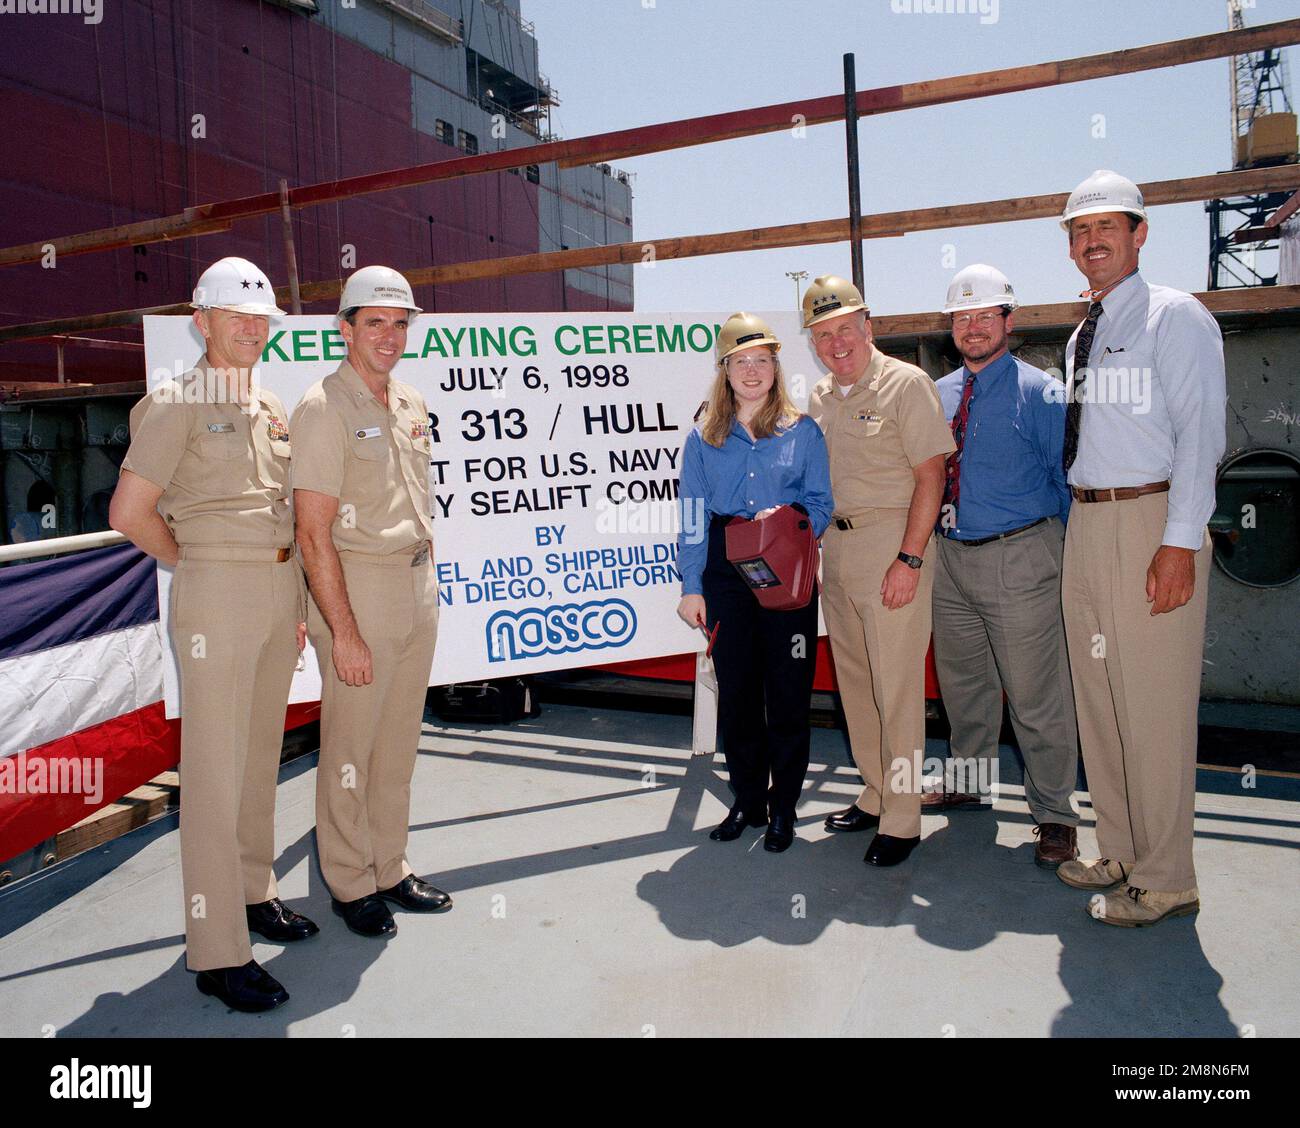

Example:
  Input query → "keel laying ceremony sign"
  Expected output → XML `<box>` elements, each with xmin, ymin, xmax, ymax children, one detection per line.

<box><xmin>143</xmin><ymin>311</ymin><xmax>823</xmax><ymax>714</ymax></box>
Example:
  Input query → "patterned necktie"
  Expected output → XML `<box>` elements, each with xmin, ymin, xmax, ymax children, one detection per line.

<box><xmin>941</xmin><ymin>370</ymin><xmax>977</xmax><ymax>527</ymax></box>
<box><xmin>1063</xmin><ymin>300</ymin><xmax>1104</xmax><ymax>472</ymax></box>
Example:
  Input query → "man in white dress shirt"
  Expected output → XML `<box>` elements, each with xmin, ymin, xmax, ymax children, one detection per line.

<box><xmin>1053</xmin><ymin>170</ymin><xmax>1226</xmax><ymax>927</ymax></box>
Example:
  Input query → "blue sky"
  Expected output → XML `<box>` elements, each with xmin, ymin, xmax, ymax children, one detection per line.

<box><xmin>522</xmin><ymin>0</ymin><xmax>1300</xmax><ymax>315</ymax></box>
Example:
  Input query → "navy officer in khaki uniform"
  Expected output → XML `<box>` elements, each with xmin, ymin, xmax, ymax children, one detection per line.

<box><xmin>110</xmin><ymin>256</ymin><xmax>317</xmax><ymax>1013</ymax></box>
<box><xmin>291</xmin><ymin>266</ymin><xmax>448</xmax><ymax>938</ymax></box>
<box><xmin>805</xmin><ymin>275</ymin><xmax>956</xmax><ymax>867</ymax></box>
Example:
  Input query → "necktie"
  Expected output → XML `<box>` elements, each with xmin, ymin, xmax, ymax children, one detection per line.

<box><xmin>941</xmin><ymin>370</ymin><xmax>976</xmax><ymax>529</ymax></box>
<box><xmin>1063</xmin><ymin>300</ymin><xmax>1104</xmax><ymax>471</ymax></box>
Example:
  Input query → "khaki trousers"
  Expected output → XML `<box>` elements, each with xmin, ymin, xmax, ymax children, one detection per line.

<box><xmin>821</xmin><ymin>511</ymin><xmax>930</xmax><ymax>839</ymax></box>
<box><xmin>932</xmin><ymin>519</ymin><xmax>1079</xmax><ymax>825</ymax></box>
<box><xmin>309</xmin><ymin>549</ymin><xmax>439</xmax><ymax>903</ymax></box>
<box><xmin>171</xmin><ymin>547</ymin><xmax>301</xmax><ymax>972</ymax></box>
<box><xmin>1061</xmin><ymin>493</ymin><xmax>1209</xmax><ymax>892</ymax></box>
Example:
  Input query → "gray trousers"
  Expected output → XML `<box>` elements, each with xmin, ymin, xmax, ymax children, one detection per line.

<box><xmin>931</xmin><ymin>518</ymin><xmax>1079</xmax><ymax>826</ymax></box>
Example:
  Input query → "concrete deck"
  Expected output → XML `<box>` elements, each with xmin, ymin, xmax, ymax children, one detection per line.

<box><xmin>1</xmin><ymin>703</ymin><xmax>1296</xmax><ymax>1038</ymax></box>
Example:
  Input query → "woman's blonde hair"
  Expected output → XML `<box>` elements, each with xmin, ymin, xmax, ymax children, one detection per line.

<box><xmin>700</xmin><ymin>346</ymin><xmax>801</xmax><ymax>447</ymax></box>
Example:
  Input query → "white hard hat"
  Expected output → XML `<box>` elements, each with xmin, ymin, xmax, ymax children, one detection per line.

<box><xmin>1060</xmin><ymin>169</ymin><xmax>1147</xmax><ymax>230</ymax></box>
<box><xmin>191</xmin><ymin>257</ymin><xmax>285</xmax><ymax>316</ymax></box>
<box><xmin>942</xmin><ymin>264</ymin><xmax>1018</xmax><ymax>314</ymax></box>
<box><xmin>338</xmin><ymin>266</ymin><xmax>422</xmax><ymax>317</ymax></box>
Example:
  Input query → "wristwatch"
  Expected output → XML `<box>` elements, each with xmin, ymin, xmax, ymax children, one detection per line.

<box><xmin>897</xmin><ymin>551</ymin><xmax>923</xmax><ymax>570</ymax></box>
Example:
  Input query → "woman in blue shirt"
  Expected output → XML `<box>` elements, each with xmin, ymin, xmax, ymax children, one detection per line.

<box><xmin>676</xmin><ymin>313</ymin><xmax>833</xmax><ymax>852</ymax></box>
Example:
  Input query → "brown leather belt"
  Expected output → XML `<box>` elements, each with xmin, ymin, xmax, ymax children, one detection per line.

<box><xmin>1070</xmin><ymin>481</ymin><xmax>1170</xmax><ymax>504</ymax></box>
<box><xmin>181</xmin><ymin>544</ymin><xmax>294</xmax><ymax>563</ymax></box>
<box><xmin>948</xmin><ymin>517</ymin><xmax>1048</xmax><ymax>547</ymax></box>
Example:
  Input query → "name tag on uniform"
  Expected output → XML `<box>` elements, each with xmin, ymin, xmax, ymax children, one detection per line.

<box><xmin>354</xmin><ymin>426</ymin><xmax>383</xmax><ymax>440</ymax></box>
<box><xmin>206</xmin><ymin>422</ymin><xmax>236</xmax><ymax>433</ymax></box>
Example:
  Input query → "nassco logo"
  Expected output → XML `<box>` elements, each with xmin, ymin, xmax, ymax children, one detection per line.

<box><xmin>485</xmin><ymin>598</ymin><xmax>637</xmax><ymax>662</ymax></box>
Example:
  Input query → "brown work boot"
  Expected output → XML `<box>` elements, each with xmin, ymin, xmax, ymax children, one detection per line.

<box><xmin>1032</xmin><ymin>823</ymin><xmax>1078</xmax><ymax>869</ymax></box>
<box><xmin>1088</xmin><ymin>885</ymin><xmax>1200</xmax><ymax>928</ymax></box>
<box><xmin>920</xmin><ymin>789</ymin><xmax>988</xmax><ymax>812</ymax></box>
<box><xmin>1056</xmin><ymin>856</ymin><xmax>1130</xmax><ymax>891</ymax></box>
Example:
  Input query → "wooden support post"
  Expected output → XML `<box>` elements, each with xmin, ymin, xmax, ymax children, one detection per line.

<box><xmin>279</xmin><ymin>179</ymin><xmax>303</xmax><ymax>316</ymax></box>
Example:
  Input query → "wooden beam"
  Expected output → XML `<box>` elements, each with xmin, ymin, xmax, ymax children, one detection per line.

<box><xmin>873</xmin><ymin>284</ymin><xmax>1300</xmax><ymax>337</ymax></box>
<box><xmin>1230</xmin><ymin>225</ymin><xmax>1279</xmax><ymax>244</ymax></box>
<box><xmin>292</xmin><ymin>165</ymin><xmax>1300</xmax><ymax>299</ymax></box>
<box><xmin>2</xmin><ymin>18</ymin><xmax>1299</xmax><ymax>267</ymax></box>
<box><xmin>1232</xmin><ymin>187</ymin><xmax>1300</xmax><ymax>240</ymax></box>
<box><xmin>3</xmin><ymin>166</ymin><xmax>1298</xmax><ymax>346</ymax></box>
<box><xmin>48</xmin><ymin>335</ymin><xmax>145</xmax><ymax>351</ymax></box>
<box><xmin>0</xmin><ymin>215</ymin><xmax>231</xmax><ymax>268</ymax></box>
<box><xmin>1266</xmin><ymin>188</ymin><xmax>1300</xmax><ymax>228</ymax></box>
<box><xmin>55</xmin><ymin>777</ymin><xmax>178</xmax><ymax>862</ymax></box>
<box><xmin>0</xmin><ymin>302</ymin><xmax>192</xmax><ymax>342</ymax></box>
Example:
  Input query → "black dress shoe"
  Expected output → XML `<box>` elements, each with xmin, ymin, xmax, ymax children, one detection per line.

<box><xmin>331</xmin><ymin>894</ymin><xmax>397</xmax><ymax>937</ymax></box>
<box><xmin>764</xmin><ymin>812</ymin><xmax>795</xmax><ymax>853</ymax></box>
<box><xmin>864</xmin><ymin>833</ymin><xmax>922</xmax><ymax>867</ymax></box>
<box><xmin>824</xmin><ymin>805</ymin><xmax>881</xmax><ymax>833</ymax></box>
<box><xmin>246</xmin><ymin>898</ymin><xmax>320</xmax><ymax>943</ymax></box>
<box><xmin>709</xmin><ymin>806</ymin><xmax>768</xmax><ymax>842</ymax></box>
<box><xmin>376</xmin><ymin>875</ymin><xmax>453</xmax><ymax>913</ymax></box>
<box><xmin>196</xmin><ymin>959</ymin><xmax>289</xmax><ymax>1013</ymax></box>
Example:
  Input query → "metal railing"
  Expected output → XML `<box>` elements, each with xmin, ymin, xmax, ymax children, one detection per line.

<box><xmin>0</xmin><ymin>529</ymin><xmax>126</xmax><ymax>564</ymax></box>
<box><xmin>379</xmin><ymin>0</ymin><xmax>463</xmax><ymax>44</ymax></box>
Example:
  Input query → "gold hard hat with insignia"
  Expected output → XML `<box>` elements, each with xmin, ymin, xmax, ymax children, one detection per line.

<box><xmin>717</xmin><ymin>312</ymin><xmax>781</xmax><ymax>362</ymax></box>
<box><xmin>801</xmin><ymin>274</ymin><xmax>868</xmax><ymax>329</ymax></box>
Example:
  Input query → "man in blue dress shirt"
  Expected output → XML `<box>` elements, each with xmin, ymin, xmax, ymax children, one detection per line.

<box><xmin>1053</xmin><ymin>171</ymin><xmax>1226</xmax><ymax>928</ymax></box>
<box><xmin>930</xmin><ymin>265</ymin><xmax>1079</xmax><ymax>870</ymax></box>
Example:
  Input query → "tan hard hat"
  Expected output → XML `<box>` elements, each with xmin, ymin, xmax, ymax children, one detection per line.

<box><xmin>801</xmin><ymin>274</ymin><xmax>867</xmax><ymax>329</ymax></box>
<box><xmin>717</xmin><ymin>312</ymin><xmax>781</xmax><ymax>363</ymax></box>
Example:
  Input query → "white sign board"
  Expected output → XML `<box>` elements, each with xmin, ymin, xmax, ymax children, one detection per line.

<box><xmin>143</xmin><ymin>311</ymin><xmax>824</xmax><ymax>716</ymax></box>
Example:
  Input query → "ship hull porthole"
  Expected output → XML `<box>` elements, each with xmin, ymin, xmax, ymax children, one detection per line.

<box><xmin>1209</xmin><ymin>447</ymin><xmax>1300</xmax><ymax>589</ymax></box>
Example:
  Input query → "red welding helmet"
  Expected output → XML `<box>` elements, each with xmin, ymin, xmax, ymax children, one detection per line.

<box><xmin>724</xmin><ymin>505</ymin><xmax>819</xmax><ymax>610</ymax></box>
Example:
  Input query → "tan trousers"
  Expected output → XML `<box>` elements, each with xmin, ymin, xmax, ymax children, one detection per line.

<box><xmin>309</xmin><ymin>548</ymin><xmax>439</xmax><ymax>903</ymax></box>
<box><xmin>821</xmin><ymin>511</ymin><xmax>931</xmax><ymax>839</ymax></box>
<box><xmin>171</xmin><ymin>547</ymin><xmax>301</xmax><ymax>972</ymax></box>
<box><xmin>1061</xmin><ymin>493</ymin><xmax>1209</xmax><ymax>892</ymax></box>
